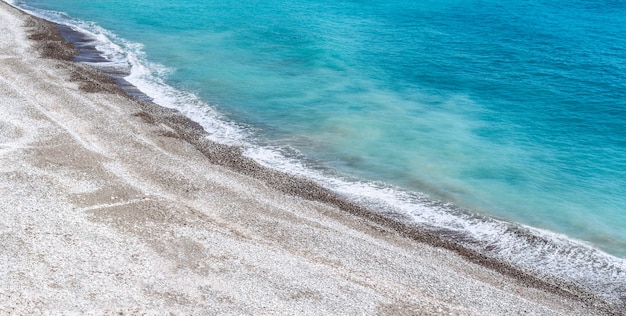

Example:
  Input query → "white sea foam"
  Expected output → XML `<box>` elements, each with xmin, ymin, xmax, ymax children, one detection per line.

<box><xmin>14</xmin><ymin>2</ymin><xmax>626</xmax><ymax>306</ymax></box>
<box><xmin>13</xmin><ymin>0</ymin><xmax>248</xmax><ymax>146</ymax></box>
<box><xmin>245</xmin><ymin>144</ymin><xmax>626</xmax><ymax>302</ymax></box>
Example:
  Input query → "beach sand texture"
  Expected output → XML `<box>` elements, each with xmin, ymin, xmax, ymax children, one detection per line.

<box><xmin>0</xmin><ymin>1</ymin><xmax>621</xmax><ymax>315</ymax></box>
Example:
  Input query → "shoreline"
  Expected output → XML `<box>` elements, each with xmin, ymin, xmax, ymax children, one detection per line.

<box><xmin>42</xmin><ymin>7</ymin><xmax>602</xmax><ymax>308</ymax></box>
<box><xmin>1</xmin><ymin>1</ymin><xmax>623</xmax><ymax>314</ymax></box>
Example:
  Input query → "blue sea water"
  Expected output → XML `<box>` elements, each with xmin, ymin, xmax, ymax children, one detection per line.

<box><xmin>10</xmin><ymin>0</ymin><xmax>626</xmax><ymax>304</ymax></box>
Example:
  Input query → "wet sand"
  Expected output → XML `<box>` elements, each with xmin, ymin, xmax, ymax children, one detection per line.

<box><xmin>0</xmin><ymin>1</ymin><xmax>622</xmax><ymax>314</ymax></box>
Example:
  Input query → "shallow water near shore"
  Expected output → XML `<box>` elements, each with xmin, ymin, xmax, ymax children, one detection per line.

<box><xmin>10</xmin><ymin>0</ymin><xmax>626</xmax><ymax>305</ymax></box>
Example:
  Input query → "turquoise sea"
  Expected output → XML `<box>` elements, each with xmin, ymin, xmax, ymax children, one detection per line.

<box><xmin>10</xmin><ymin>0</ymin><xmax>626</xmax><ymax>304</ymax></box>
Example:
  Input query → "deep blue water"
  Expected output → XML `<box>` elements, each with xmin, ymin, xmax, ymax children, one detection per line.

<box><xmin>11</xmin><ymin>0</ymin><xmax>626</xmax><ymax>303</ymax></box>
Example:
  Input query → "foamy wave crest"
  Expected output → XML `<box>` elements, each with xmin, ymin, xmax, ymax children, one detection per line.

<box><xmin>11</xmin><ymin>2</ymin><xmax>124</xmax><ymax>63</ymax></box>
<box><xmin>245</xmin><ymin>145</ymin><xmax>626</xmax><ymax>305</ymax></box>
<box><xmin>122</xmin><ymin>45</ymin><xmax>247</xmax><ymax>145</ymax></box>
<box><xmin>12</xmin><ymin>0</ymin><xmax>247</xmax><ymax>146</ymax></box>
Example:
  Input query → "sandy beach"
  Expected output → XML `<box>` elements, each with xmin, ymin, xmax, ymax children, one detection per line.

<box><xmin>0</xmin><ymin>1</ymin><xmax>622</xmax><ymax>314</ymax></box>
